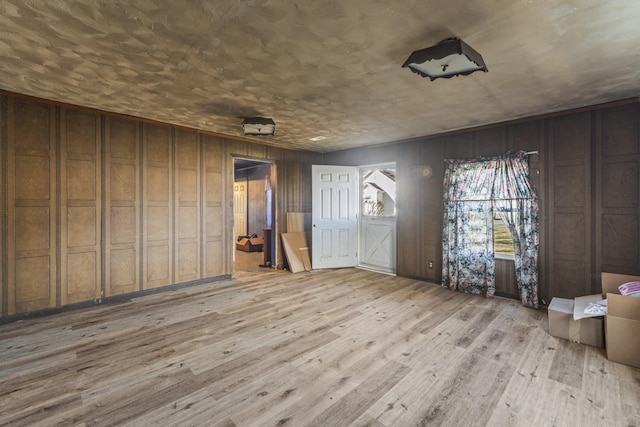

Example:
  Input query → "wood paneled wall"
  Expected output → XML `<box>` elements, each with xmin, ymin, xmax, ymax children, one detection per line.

<box><xmin>595</xmin><ymin>105</ymin><xmax>640</xmax><ymax>278</ymax></box>
<box><xmin>0</xmin><ymin>93</ymin><xmax>320</xmax><ymax>318</ymax></box>
<box><xmin>142</xmin><ymin>124</ymin><xmax>174</xmax><ymax>289</ymax></box>
<box><xmin>1</xmin><ymin>97</ymin><xmax>4</xmax><ymax>315</ymax></box>
<box><xmin>548</xmin><ymin>113</ymin><xmax>592</xmax><ymax>297</ymax></box>
<box><xmin>105</xmin><ymin>118</ymin><xmax>140</xmax><ymax>297</ymax></box>
<box><xmin>175</xmin><ymin>129</ymin><xmax>201</xmax><ymax>284</ymax></box>
<box><xmin>61</xmin><ymin>109</ymin><xmax>102</xmax><ymax>305</ymax></box>
<box><xmin>324</xmin><ymin>101</ymin><xmax>640</xmax><ymax>305</ymax></box>
<box><xmin>7</xmin><ymin>100</ymin><xmax>57</xmax><ymax>314</ymax></box>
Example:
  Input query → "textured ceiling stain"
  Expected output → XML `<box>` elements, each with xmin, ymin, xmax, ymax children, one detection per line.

<box><xmin>0</xmin><ymin>0</ymin><xmax>639</xmax><ymax>152</ymax></box>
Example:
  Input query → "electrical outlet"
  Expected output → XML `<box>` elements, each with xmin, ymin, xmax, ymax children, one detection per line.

<box><xmin>428</xmin><ymin>261</ymin><xmax>433</xmax><ymax>268</ymax></box>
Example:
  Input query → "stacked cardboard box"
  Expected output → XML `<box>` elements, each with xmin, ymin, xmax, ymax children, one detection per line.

<box><xmin>236</xmin><ymin>236</ymin><xmax>264</xmax><ymax>252</ymax></box>
<box><xmin>601</xmin><ymin>273</ymin><xmax>640</xmax><ymax>368</ymax></box>
<box><xmin>548</xmin><ymin>272</ymin><xmax>640</xmax><ymax>368</ymax></box>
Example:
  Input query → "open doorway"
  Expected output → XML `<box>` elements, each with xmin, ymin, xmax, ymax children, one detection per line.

<box><xmin>233</xmin><ymin>157</ymin><xmax>276</xmax><ymax>273</ymax></box>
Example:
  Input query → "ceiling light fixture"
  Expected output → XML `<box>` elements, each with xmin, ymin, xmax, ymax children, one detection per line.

<box><xmin>402</xmin><ymin>37</ymin><xmax>488</xmax><ymax>81</ymax></box>
<box><xmin>242</xmin><ymin>117</ymin><xmax>275</xmax><ymax>136</ymax></box>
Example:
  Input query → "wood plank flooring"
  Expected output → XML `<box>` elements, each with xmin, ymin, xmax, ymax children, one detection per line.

<box><xmin>1</xmin><ymin>268</ymin><xmax>639</xmax><ymax>426</ymax></box>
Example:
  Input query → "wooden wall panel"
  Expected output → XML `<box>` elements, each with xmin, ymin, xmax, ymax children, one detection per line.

<box><xmin>246</xmin><ymin>143</ymin><xmax>267</xmax><ymax>160</ymax></box>
<box><xmin>7</xmin><ymin>99</ymin><xmax>57</xmax><ymax>314</ymax></box>
<box><xmin>297</xmin><ymin>154</ymin><xmax>313</xmax><ymax>214</ymax></box>
<box><xmin>202</xmin><ymin>135</ymin><xmax>226</xmax><ymax>277</ymax></box>
<box><xmin>174</xmin><ymin>129</ymin><xmax>200</xmax><ymax>283</ymax></box>
<box><xmin>396</xmin><ymin>140</ymin><xmax>419</xmax><ymax>278</ymax></box>
<box><xmin>443</xmin><ymin>133</ymin><xmax>473</xmax><ymax>159</ymax></box>
<box><xmin>548</xmin><ymin>113</ymin><xmax>592</xmax><ymax>297</ymax></box>
<box><xmin>269</xmin><ymin>162</ymin><xmax>280</xmax><ymax>265</ymax></box>
<box><xmin>495</xmin><ymin>258</ymin><xmax>518</xmax><ymax>297</ymax></box>
<box><xmin>595</xmin><ymin>104</ymin><xmax>640</xmax><ymax>280</ymax></box>
<box><xmin>143</xmin><ymin>124</ymin><xmax>173</xmax><ymax>289</ymax></box>
<box><xmin>282</xmin><ymin>150</ymin><xmax>301</xmax><ymax>215</ymax></box>
<box><xmin>510</xmin><ymin>121</ymin><xmax>543</xmax><ymax>192</ymax></box>
<box><xmin>474</xmin><ymin>127</ymin><xmax>506</xmax><ymax>157</ymax></box>
<box><xmin>60</xmin><ymin>109</ymin><xmax>102</xmax><ymax>305</ymax></box>
<box><xmin>552</xmin><ymin>259</ymin><xmax>585</xmax><ymax>297</ymax></box>
<box><xmin>602</xmin><ymin>213</ymin><xmax>637</xmax><ymax>260</ymax></box>
<box><xmin>420</xmin><ymin>140</ymin><xmax>445</xmax><ymax>282</ymax></box>
<box><xmin>105</xmin><ymin>118</ymin><xmax>140</xmax><ymax>296</ymax></box>
<box><xmin>397</xmin><ymin>140</ymin><xmax>427</xmax><ymax>279</ymax></box>
<box><xmin>602</xmin><ymin>162</ymin><xmax>638</xmax><ymax>207</ymax></box>
<box><xmin>1</xmin><ymin>96</ymin><xmax>4</xmax><ymax>316</ymax></box>
<box><xmin>601</xmin><ymin>106</ymin><xmax>639</xmax><ymax>157</ymax></box>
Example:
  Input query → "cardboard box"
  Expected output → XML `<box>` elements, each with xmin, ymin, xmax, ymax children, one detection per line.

<box><xmin>548</xmin><ymin>297</ymin><xmax>604</xmax><ymax>348</ymax></box>
<box><xmin>236</xmin><ymin>236</ymin><xmax>264</xmax><ymax>252</ymax></box>
<box><xmin>601</xmin><ymin>272</ymin><xmax>640</xmax><ymax>369</ymax></box>
<box><xmin>572</xmin><ymin>294</ymin><xmax>607</xmax><ymax>320</ymax></box>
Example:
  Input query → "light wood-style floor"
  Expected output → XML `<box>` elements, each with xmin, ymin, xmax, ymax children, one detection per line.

<box><xmin>1</xmin><ymin>268</ymin><xmax>639</xmax><ymax>427</ymax></box>
<box><xmin>234</xmin><ymin>249</ymin><xmax>268</xmax><ymax>273</ymax></box>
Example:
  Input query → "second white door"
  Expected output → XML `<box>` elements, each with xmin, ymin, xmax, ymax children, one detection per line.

<box><xmin>311</xmin><ymin>165</ymin><xmax>358</xmax><ymax>269</ymax></box>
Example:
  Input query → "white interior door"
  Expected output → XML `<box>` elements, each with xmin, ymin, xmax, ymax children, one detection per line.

<box><xmin>312</xmin><ymin>165</ymin><xmax>358</xmax><ymax>269</ymax></box>
<box><xmin>234</xmin><ymin>180</ymin><xmax>247</xmax><ymax>238</ymax></box>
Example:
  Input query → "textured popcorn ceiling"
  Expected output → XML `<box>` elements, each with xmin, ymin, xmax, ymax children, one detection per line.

<box><xmin>1</xmin><ymin>1</ymin><xmax>639</xmax><ymax>153</ymax></box>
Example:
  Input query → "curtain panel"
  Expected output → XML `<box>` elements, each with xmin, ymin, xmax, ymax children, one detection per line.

<box><xmin>442</xmin><ymin>151</ymin><xmax>539</xmax><ymax>307</ymax></box>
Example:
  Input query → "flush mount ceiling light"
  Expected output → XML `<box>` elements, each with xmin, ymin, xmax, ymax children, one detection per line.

<box><xmin>402</xmin><ymin>37</ymin><xmax>488</xmax><ymax>81</ymax></box>
<box><xmin>242</xmin><ymin>117</ymin><xmax>275</xmax><ymax>136</ymax></box>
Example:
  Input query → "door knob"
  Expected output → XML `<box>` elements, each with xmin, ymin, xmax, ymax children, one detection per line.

<box><xmin>313</xmin><ymin>224</ymin><xmax>317</xmax><ymax>227</ymax></box>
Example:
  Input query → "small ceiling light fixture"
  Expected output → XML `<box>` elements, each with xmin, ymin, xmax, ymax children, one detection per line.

<box><xmin>402</xmin><ymin>37</ymin><xmax>488</xmax><ymax>81</ymax></box>
<box><xmin>242</xmin><ymin>117</ymin><xmax>276</xmax><ymax>136</ymax></box>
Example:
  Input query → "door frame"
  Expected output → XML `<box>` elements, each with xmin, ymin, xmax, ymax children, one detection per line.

<box><xmin>232</xmin><ymin>156</ymin><xmax>277</xmax><ymax>271</ymax></box>
<box><xmin>358</xmin><ymin>162</ymin><xmax>397</xmax><ymax>275</ymax></box>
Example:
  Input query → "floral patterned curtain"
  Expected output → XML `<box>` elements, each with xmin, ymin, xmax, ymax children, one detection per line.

<box><xmin>442</xmin><ymin>200</ymin><xmax>495</xmax><ymax>297</ymax></box>
<box><xmin>442</xmin><ymin>151</ymin><xmax>539</xmax><ymax>307</ymax></box>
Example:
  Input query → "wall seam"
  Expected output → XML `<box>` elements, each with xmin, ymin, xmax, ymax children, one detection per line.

<box><xmin>1</xmin><ymin>96</ymin><xmax>8</xmax><ymax>316</ymax></box>
<box><xmin>100</xmin><ymin>115</ymin><xmax>107</xmax><ymax>298</ymax></box>
<box><xmin>55</xmin><ymin>106</ymin><xmax>62</xmax><ymax>307</ymax></box>
<box><xmin>138</xmin><ymin>124</ymin><xmax>144</xmax><ymax>291</ymax></box>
